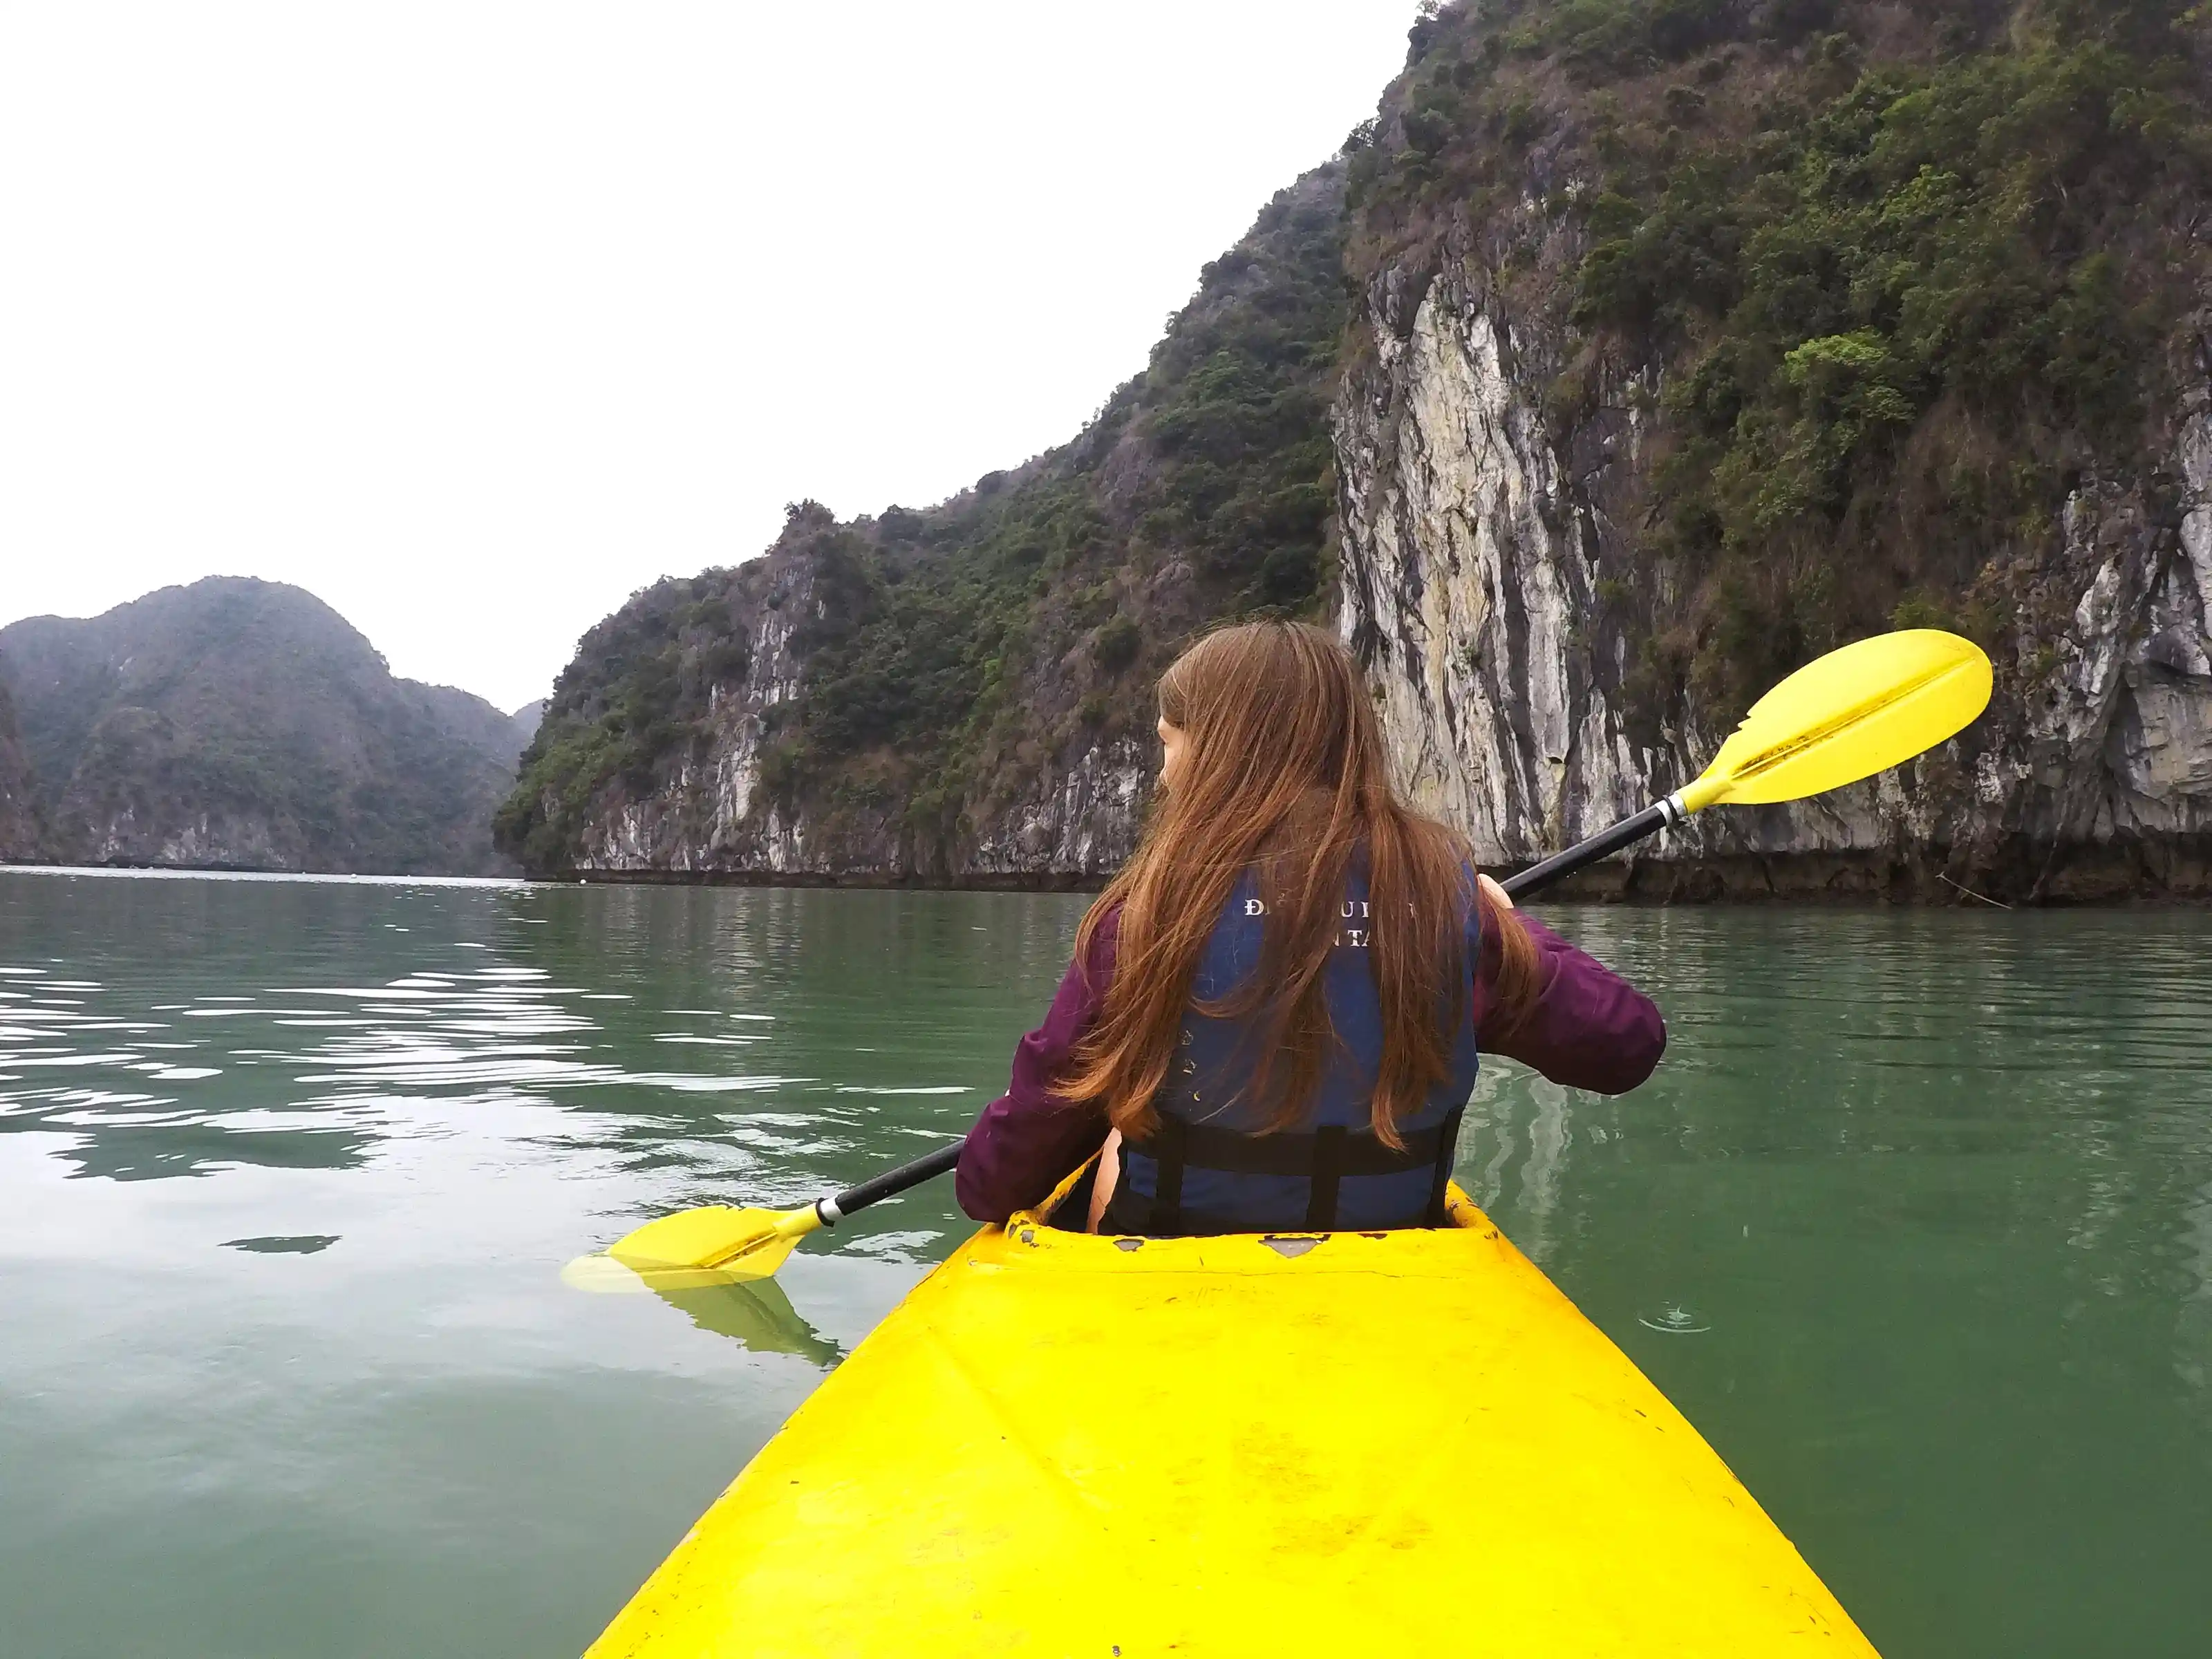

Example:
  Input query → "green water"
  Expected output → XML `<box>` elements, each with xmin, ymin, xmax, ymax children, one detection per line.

<box><xmin>0</xmin><ymin>870</ymin><xmax>2205</xmax><ymax>1656</ymax></box>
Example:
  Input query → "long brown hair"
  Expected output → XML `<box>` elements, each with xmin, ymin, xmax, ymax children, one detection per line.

<box><xmin>1059</xmin><ymin>620</ymin><xmax>1539</xmax><ymax>1147</ymax></box>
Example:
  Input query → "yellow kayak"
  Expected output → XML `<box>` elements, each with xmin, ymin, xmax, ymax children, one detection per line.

<box><xmin>588</xmin><ymin>1186</ymin><xmax>1877</xmax><ymax>1657</ymax></box>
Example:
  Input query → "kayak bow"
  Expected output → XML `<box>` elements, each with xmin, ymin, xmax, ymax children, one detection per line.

<box><xmin>586</xmin><ymin>1183</ymin><xmax>1877</xmax><ymax>1657</ymax></box>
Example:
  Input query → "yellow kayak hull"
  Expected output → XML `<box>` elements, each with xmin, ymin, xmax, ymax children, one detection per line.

<box><xmin>588</xmin><ymin>1190</ymin><xmax>1877</xmax><ymax>1656</ymax></box>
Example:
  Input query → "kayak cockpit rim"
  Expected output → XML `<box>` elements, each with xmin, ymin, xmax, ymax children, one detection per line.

<box><xmin>984</xmin><ymin>1154</ymin><xmax>1497</xmax><ymax>1276</ymax></box>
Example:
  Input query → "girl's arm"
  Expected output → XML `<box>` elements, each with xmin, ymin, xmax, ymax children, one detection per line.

<box><xmin>1475</xmin><ymin>906</ymin><xmax>1665</xmax><ymax>1095</ymax></box>
<box><xmin>955</xmin><ymin>910</ymin><xmax>1118</xmax><ymax>1223</ymax></box>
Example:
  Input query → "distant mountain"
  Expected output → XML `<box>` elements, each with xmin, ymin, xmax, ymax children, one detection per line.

<box><xmin>509</xmin><ymin>699</ymin><xmax>545</xmax><ymax>749</ymax></box>
<box><xmin>0</xmin><ymin>679</ymin><xmax>41</xmax><ymax>861</ymax></box>
<box><xmin>0</xmin><ymin>578</ymin><xmax>525</xmax><ymax>876</ymax></box>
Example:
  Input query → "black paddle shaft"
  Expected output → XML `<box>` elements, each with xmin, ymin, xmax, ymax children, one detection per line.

<box><xmin>814</xmin><ymin>796</ymin><xmax>1685</xmax><ymax>1221</ymax></box>
<box><xmin>1499</xmin><ymin>799</ymin><xmax>1680</xmax><ymax>901</ymax></box>
<box><xmin>818</xmin><ymin>1140</ymin><xmax>965</xmax><ymax>1224</ymax></box>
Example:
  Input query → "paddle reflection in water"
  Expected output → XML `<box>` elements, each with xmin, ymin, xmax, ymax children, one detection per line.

<box><xmin>563</xmin><ymin>1253</ymin><xmax>844</xmax><ymax>1367</ymax></box>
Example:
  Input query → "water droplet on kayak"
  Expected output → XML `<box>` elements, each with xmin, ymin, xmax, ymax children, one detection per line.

<box><xmin>1638</xmin><ymin>1304</ymin><xmax>1710</xmax><ymax>1334</ymax></box>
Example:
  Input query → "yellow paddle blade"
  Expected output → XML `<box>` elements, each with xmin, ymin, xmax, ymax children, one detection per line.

<box><xmin>1678</xmin><ymin>628</ymin><xmax>1991</xmax><ymax>813</ymax></box>
<box><xmin>605</xmin><ymin>1203</ymin><xmax>823</xmax><ymax>1280</ymax></box>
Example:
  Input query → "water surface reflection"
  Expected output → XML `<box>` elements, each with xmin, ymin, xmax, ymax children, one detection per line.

<box><xmin>1463</xmin><ymin>906</ymin><xmax>2212</xmax><ymax>1658</ymax></box>
<box><xmin>3</xmin><ymin>872</ymin><xmax>2209</xmax><ymax>1658</ymax></box>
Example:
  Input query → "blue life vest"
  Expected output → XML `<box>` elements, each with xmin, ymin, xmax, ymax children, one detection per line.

<box><xmin>1099</xmin><ymin>867</ymin><xmax>1481</xmax><ymax>1236</ymax></box>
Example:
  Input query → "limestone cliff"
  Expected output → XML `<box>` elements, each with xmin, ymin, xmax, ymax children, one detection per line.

<box><xmin>1336</xmin><ymin>0</ymin><xmax>2212</xmax><ymax>900</ymax></box>
<box><xmin>1339</xmin><ymin>273</ymin><xmax>2212</xmax><ymax>899</ymax></box>
<box><xmin>514</xmin><ymin>1</ymin><xmax>2212</xmax><ymax>901</ymax></box>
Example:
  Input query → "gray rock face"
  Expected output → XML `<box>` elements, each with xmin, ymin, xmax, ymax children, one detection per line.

<box><xmin>1335</xmin><ymin>274</ymin><xmax>2212</xmax><ymax>900</ymax></box>
<box><xmin>547</xmin><ymin>555</ymin><xmax>1152</xmax><ymax>886</ymax></box>
<box><xmin>1340</xmin><ymin>278</ymin><xmax>1653</xmax><ymax>865</ymax></box>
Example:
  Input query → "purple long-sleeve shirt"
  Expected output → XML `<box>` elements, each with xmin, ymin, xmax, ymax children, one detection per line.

<box><xmin>955</xmin><ymin>906</ymin><xmax>1665</xmax><ymax>1224</ymax></box>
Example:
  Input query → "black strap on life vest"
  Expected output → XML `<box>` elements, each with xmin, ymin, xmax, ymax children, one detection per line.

<box><xmin>1306</xmin><ymin>1125</ymin><xmax>1345</xmax><ymax>1230</ymax></box>
<box><xmin>1107</xmin><ymin>1105</ymin><xmax>1466</xmax><ymax>1235</ymax></box>
<box><xmin>1425</xmin><ymin>1105</ymin><xmax>1463</xmax><ymax>1226</ymax></box>
<box><xmin>1150</xmin><ymin>1112</ymin><xmax>1187</xmax><ymax>1233</ymax></box>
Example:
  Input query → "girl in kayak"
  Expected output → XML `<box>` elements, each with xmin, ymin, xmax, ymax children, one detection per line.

<box><xmin>957</xmin><ymin>620</ymin><xmax>1663</xmax><ymax>1236</ymax></box>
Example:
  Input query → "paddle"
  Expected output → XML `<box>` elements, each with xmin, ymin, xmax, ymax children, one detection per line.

<box><xmin>583</xmin><ymin>626</ymin><xmax>1992</xmax><ymax>1282</ymax></box>
<box><xmin>592</xmin><ymin>1141</ymin><xmax>964</xmax><ymax>1282</ymax></box>
<box><xmin>1501</xmin><ymin>625</ymin><xmax>1991</xmax><ymax>896</ymax></box>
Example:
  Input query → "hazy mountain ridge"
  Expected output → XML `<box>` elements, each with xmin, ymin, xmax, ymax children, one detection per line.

<box><xmin>0</xmin><ymin>578</ymin><xmax>525</xmax><ymax>876</ymax></box>
<box><xmin>509</xmin><ymin>700</ymin><xmax>545</xmax><ymax>749</ymax></box>
<box><xmin>512</xmin><ymin>0</ymin><xmax>2212</xmax><ymax>898</ymax></box>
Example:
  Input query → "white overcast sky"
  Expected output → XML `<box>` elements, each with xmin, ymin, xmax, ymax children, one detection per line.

<box><xmin>0</xmin><ymin>3</ymin><xmax>1420</xmax><ymax>711</ymax></box>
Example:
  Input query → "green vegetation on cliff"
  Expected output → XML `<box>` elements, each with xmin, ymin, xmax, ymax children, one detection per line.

<box><xmin>0</xmin><ymin>679</ymin><xmax>41</xmax><ymax>861</ymax></box>
<box><xmin>492</xmin><ymin>571</ymin><xmax>752</xmax><ymax>872</ymax></box>
<box><xmin>1352</xmin><ymin>0</ymin><xmax>2210</xmax><ymax>723</ymax></box>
